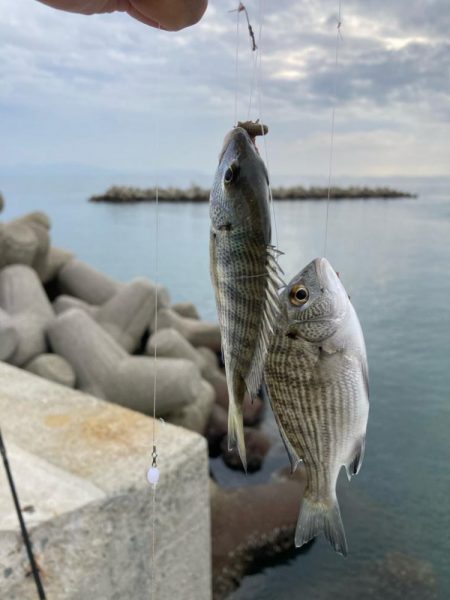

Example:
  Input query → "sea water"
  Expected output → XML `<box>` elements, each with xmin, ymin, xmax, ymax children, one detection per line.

<box><xmin>2</xmin><ymin>175</ymin><xmax>449</xmax><ymax>599</ymax></box>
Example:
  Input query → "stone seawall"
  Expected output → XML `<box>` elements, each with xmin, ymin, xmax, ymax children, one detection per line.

<box><xmin>0</xmin><ymin>363</ymin><xmax>211</xmax><ymax>599</ymax></box>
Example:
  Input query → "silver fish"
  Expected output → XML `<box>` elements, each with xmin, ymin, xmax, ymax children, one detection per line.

<box><xmin>209</xmin><ymin>127</ymin><xmax>283</xmax><ymax>470</ymax></box>
<box><xmin>264</xmin><ymin>257</ymin><xmax>369</xmax><ymax>555</ymax></box>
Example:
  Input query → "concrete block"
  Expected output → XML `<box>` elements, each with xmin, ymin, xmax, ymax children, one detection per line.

<box><xmin>0</xmin><ymin>362</ymin><xmax>211</xmax><ymax>600</ymax></box>
<box><xmin>57</xmin><ymin>259</ymin><xmax>122</xmax><ymax>305</ymax></box>
<box><xmin>0</xmin><ymin>307</ymin><xmax>18</xmax><ymax>361</ymax></box>
<box><xmin>53</xmin><ymin>294</ymin><xmax>99</xmax><ymax>318</ymax></box>
<box><xmin>172</xmin><ymin>301</ymin><xmax>200</xmax><ymax>320</ymax></box>
<box><xmin>25</xmin><ymin>353</ymin><xmax>76</xmax><ymax>388</ymax></box>
<box><xmin>156</xmin><ymin>308</ymin><xmax>221</xmax><ymax>352</ymax></box>
<box><xmin>0</xmin><ymin>265</ymin><xmax>54</xmax><ymax>366</ymax></box>
<box><xmin>96</xmin><ymin>278</ymin><xmax>156</xmax><ymax>353</ymax></box>
<box><xmin>41</xmin><ymin>246</ymin><xmax>74</xmax><ymax>284</ymax></box>
<box><xmin>11</xmin><ymin>212</ymin><xmax>51</xmax><ymax>280</ymax></box>
<box><xmin>47</xmin><ymin>309</ymin><xmax>207</xmax><ymax>417</ymax></box>
<box><xmin>146</xmin><ymin>328</ymin><xmax>207</xmax><ymax>373</ymax></box>
<box><xmin>168</xmin><ymin>380</ymin><xmax>215</xmax><ymax>434</ymax></box>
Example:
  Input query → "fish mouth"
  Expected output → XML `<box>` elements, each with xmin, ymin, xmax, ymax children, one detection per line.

<box><xmin>313</xmin><ymin>257</ymin><xmax>339</xmax><ymax>290</ymax></box>
<box><xmin>219</xmin><ymin>127</ymin><xmax>257</xmax><ymax>164</ymax></box>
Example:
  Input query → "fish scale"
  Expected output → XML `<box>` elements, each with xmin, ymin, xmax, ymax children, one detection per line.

<box><xmin>264</xmin><ymin>257</ymin><xmax>369</xmax><ymax>555</ymax></box>
<box><xmin>209</xmin><ymin>127</ymin><xmax>282</xmax><ymax>471</ymax></box>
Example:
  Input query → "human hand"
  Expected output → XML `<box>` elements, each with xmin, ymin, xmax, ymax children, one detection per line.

<box><xmin>37</xmin><ymin>0</ymin><xmax>208</xmax><ymax>31</ymax></box>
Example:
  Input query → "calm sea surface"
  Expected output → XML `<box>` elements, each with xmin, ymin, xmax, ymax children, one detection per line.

<box><xmin>2</xmin><ymin>176</ymin><xmax>449</xmax><ymax>599</ymax></box>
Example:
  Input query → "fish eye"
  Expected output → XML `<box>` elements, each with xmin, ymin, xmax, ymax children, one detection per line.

<box><xmin>224</xmin><ymin>165</ymin><xmax>239</xmax><ymax>184</ymax></box>
<box><xmin>289</xmin><ymin>284</ymin><xmax>309</xmax><ymax>306</ymax></box>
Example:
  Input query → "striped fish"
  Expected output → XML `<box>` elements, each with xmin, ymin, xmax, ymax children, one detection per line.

<box><xmin>209</xmin><ymin>127</ymin><xmax>282</xmax><ymax>471</ymax></box>
<box><xmin>264</xmin><ymin>257</ymin><xmax>369</xmax><ymax>555</ymax></box>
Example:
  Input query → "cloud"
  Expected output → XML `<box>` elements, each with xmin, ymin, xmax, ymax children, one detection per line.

<box><xmin>0</xmin><ymin>0</ymin><xmax>449</xmax><ymax>177</ymax></box>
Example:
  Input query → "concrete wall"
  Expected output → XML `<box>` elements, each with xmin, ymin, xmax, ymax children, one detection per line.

<box><xmin>0</xmin><ymin>362</ymin><xmax>211</xmax><ymax>599</ymax></box>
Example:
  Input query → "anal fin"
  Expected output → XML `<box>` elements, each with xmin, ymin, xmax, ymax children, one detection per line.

<box><xmin>227</xmin><ymin>375</ymin><xmax>247</xmax><ymax>472</ymax></box>
<box><xmin>345</xmin><ymin>437</ymin><xmax>366</xmax><ymax>481</ymax></box>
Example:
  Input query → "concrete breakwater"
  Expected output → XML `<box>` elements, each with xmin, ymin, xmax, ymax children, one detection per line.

<box><xmin>0</xmin><ymin>201</ymin><xmax>306</xmax><ymax>599</ymax></box>
<box><xmin>89</xmin><ymin>184</ymin><xmax>416</xmax><ymax>203</ymax></box>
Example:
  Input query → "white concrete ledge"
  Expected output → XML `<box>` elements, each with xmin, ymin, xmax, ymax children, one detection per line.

<box><xmin>0</xmin><ymin>362</ymin><xmax>211</xmax><ymax>599</ymax></box>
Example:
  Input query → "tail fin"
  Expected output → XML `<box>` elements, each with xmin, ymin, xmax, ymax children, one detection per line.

<box><xmin>227</xmin><ymin>393</ymin><xmax>247</xmax><ymax>472</ymax></box>
<box><xmin>295</xmin><ymin>496</ymin><xmax>348</xmax><ymax>556</ymax></box>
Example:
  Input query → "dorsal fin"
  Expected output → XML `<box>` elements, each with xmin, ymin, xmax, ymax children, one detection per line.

<box><xmin>244</xmin><ymin>246</ymin><xmax>284</xmax><ymax>397</ymax></box>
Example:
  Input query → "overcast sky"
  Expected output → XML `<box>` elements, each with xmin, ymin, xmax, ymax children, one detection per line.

<box><xmin>0</xmin><ymin>0</ymin><xmax>449</xmax><ymax>182</ymax></box>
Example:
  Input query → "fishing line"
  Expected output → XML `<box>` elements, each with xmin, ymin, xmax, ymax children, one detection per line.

<box><xmin>147</xmin><ymin>21</ymin><xmax>162</xmax><ymax>600</ymax></box>
<box><xmin>233</xmin><ymin>4</ymin><xmax>241</xmax><ymax>124</ymax></box>
<box><xmin>323</xmin><ymin>0</ymin><xmax>343</xmax><ymax>258</ymax></box>
<box><xmin>247</xmin><ymin>0</ymin><xmax>261</xmax><ymax>119</ymax></box>
<box><xmin>254</xmin><ymin>0</ymin><xmax>280</xmax><ymax>253</ymax></box>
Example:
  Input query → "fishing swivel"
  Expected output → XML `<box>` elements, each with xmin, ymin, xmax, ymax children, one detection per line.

<box><xmin>146</xmin><ymin>444</ymin><xmax>160</xmax><ymax>486</ymax></box>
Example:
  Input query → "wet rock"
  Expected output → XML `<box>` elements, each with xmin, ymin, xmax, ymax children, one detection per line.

<box><xmin>156</xmin><ymin>307</ymin><xmax>221</xmax><ymax>352</ymax></box>
<box><xmin>211</xmin><ymin>469</ymin><xmax>306</xmax><ymax>599</ymax></box>
<box><xmin>220</xmin><ymin>428</ymin><xmax>271</xmax><ymax>472</ymax></box>
<box><xmin>57</xmin><ymin>259</ymin><xmax>122</xmax><ymax>305</ymax></box>
<box><xmin>363</xmin><ymin>552</ymin><xmax>438</xmax><ymax>600</ymax></box>
<box><xmin>25</xmin><ymin>353</ymin><xmax>76</xmax><ymax>388</ymax></box>
<box><xmin>172</xmin><ymin>301</ymin><xmax>200</xmax><ymax>320</ymax></box>
<box><xmin>0</xmin><ymin>265</ymin><xmax>54</xmax><ymax>366</ymax></box>
<box><xmin>47</xmin><ymin>308</ymin><xmax>206</xmax><ymax>417</ymax></box>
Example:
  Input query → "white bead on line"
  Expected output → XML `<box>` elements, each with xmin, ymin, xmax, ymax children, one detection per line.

<box><xmin>147</xmin><ymin>466</ymin><xmax>160</xmax><ymax>486</ymax></box>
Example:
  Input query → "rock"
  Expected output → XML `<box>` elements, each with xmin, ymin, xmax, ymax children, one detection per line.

<box><xmin>41</xmin><ymin>246</ymin><xmax>74</xmax><ymax>284</ymax></box>
<box><xmin>55</xmin><ymin>279</ymin><xmax>165</xmax><ymax>353</ymax></box>
<box><xmin>156</xmin><ymin>307</ymin><xmax>221</xmax><ymax>351</ymax></box>
<box><xmin>53</xmin><ymin>294</ymin><xmax>99</xmax><ymax>318</ymax></box>
<box><xmin>0</xmin><ymin>265</ymin><xmax>54</xmax><ymax>366</ymax></box>
<box><xmin>57</xmin><ymin>259</ymin><xmax>122</xmax><ymax>305</ymax></box>
<box><xmin>0</xmin><ymin>221</ymin><xmax>39</xmax><ymax>268</ymax></box>
<box><xmin>146</xmin><ymin>328</ymin><xmax>206</xmax><ymax>372</ymax></box>
<box><xmin>11</xmin><ymin>212</ymin><xmax>51</xmax><ymax>279</ymax></box>
<box><xmin>47</xmin><ymin>309</ymin><xmax>206</xmax><ymax>417</ymax></box>
<box><xmin>172</xmin><ymin>301</ymin><xmax>200</xmax><ymax>320</ymax></box>
<box><xmin>0</xmin><ymin>308</ymin><xmax>19</xmax><ymax>361</ymax></box>
<box><xmin>155</xmin><ymin>284</ymin><xmax>171</xmax><ymax>308</ymax></box>
<box><xmin>196</xmin><ymin>346</ymin><xmax>219</xmax><ymax>370</ymax></box>
<box><xmin>220</xmin><ymin>428</ymin><xmax>271</xmax><ymax>472</ymax></box>
<box><xmin>211</xmin><ymin>470</ymin><xmax>306</xmax><ymax>599</ymax></box>
<box><xmin>25</xmin><ymin>353</ymin><xmax>76</xmax><ymax>388</ymax></box>
<box><xmin>205</xmin><ymin>403</ymin><xmax>228</xmax><ymax>457</ymax></box>
<box><xmin>323</xmin><ymin>551</ymin><xmax>438</xmax><ymax>600</ymax></box>
<box><xmin>96</xmin><ymin>278</ymin><xmax>157</xmax><ymax>353</ymax></box>
<box><xmin>168</xmin><ymin>380</ymin><xmax>215</xmax><ymax>434</ymax></box>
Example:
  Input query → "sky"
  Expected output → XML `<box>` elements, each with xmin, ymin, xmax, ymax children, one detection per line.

<box><xmin>0</xmin><ymin>0</ymin><xmax>449</xmax><ymax>183</ymax></box>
